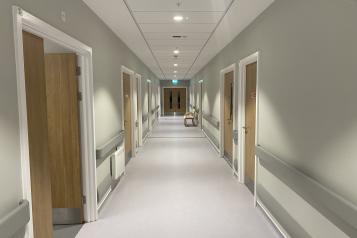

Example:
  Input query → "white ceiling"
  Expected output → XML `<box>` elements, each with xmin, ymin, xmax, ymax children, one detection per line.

<box><xmin>83</xmin><ymin>0</ymin><xmax>274</xmax><ymax>80</ymax></box>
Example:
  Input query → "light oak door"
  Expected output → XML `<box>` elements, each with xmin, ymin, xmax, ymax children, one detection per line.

<box><xmin>244</xmin><ymin>62</ymin><xmax>257</xmax><ymax>193</ymax></box>
<box><xmin>224</xmin><ymin>71</ymin><xmax>234</xmax><ymax>163</ymax></box>
<box><xmin>23</xmin><ymin>31</ymin><xmax>53</xmax><ymax>238</ymax></box>
<box><xmin>164</xmin><ymin>88</ymin><xmax>186</xmax><ymax>115</ymax></box>
<box><xmin>174</xmin><ymin>88</ymin><xmax>186</xmax><ymax>114</ymax></box>
<box><xmin>44</xmin><ymin>53</ymin><xmax>83</xmax><ymax>224</ymax></box>
<box><xmin>164</xmin><ymin>88</ymin><xmax>175</xmax><ymax>114</ymax></box>
<box><xmin>123</xmin><ymin>73</ymin><xmax>132</xmax><ymax>163</ymax></box>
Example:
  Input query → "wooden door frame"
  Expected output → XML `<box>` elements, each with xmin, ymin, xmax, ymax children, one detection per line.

<box><xmin>198</xmin><ymin>80</ymin><xmax>203</xmax><ymax>129</ymax></box>
<box><xmin>147</xmin><ymin>79</ymin><xmax>152</xmax><ymax>131</ymax></box>
<box><xmin>162</xmin><ymin>86</ymin><xmax>188</xmax><ymax>116</ymax></box>
<box><xmin>219</xmin><ymin>64</ymin><xmax>237</xmax><ymax>174</ymax></box>
<box><xmin>121</xmin><ymin>66</ymin><xmax>137</xmax><ymax>158</ymax></box>
<box><xmin>13</xmin><ymin>7</ymin><xmax>97</xmax><ymax>238</ymax></box>
<box><xmin>136</xmin><ymin>74</ymin><xmax>143</xmax><ymax>147</ymax></box>
<box><xmin>238</xmin><ymin>51</ymin><xmax>260</xmax><ymax>206</ymax></box>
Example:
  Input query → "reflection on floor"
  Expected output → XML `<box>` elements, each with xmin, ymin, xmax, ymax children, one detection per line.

<box><xmin>77</xmin><ymin>116</ymin><xmax>281</xmax><ymax>238</ymax></box>
<box><xmin>53</xmin><ymin>224</ymin><xmax>83</xmax><ymax>238</ymax></box>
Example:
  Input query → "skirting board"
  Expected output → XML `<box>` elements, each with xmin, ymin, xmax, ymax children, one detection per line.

<box><xmin>257</xmin><ymin>199</ymin><xmax>289</xmax><ymax>238</ymax></box>
<box><xmin>97</xmin><ymin>187</ymin><xmax>111</xmax><ymax>211</ymax></box>
<box><xmin>202</xmin><ymin>129</ymin><xmax>220</xmax><ymax>154</ymax></box>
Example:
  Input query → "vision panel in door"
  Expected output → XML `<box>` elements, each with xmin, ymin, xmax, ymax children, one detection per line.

<box><xmin>224</xmin><ymin>71</ymin><xmax>234</xmax><ymax>163</ymax></box>
<box><xmin>244</xmin><ymin>62</ymin><xmax>257</xmax><ymax>193</ymax></box>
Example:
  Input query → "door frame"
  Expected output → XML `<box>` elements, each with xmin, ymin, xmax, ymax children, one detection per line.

<box><xmin>238</xmin><ymin>51</ymin><xmax>260</xmax><ymax>205</ymax></box>
<box><xmin>136</xmin><ymin>74</ymin><xmax>143</xmax><ymax>147</ymax></box>
<box><xmin>219</xmin><ymin>64</ymin><xmax>237</xmax><ymax>172</ymax></box>
<box><xmin>147</xmin><ymin>79</ymin><xmax>152</xmax><ymax>131</ymax></box>
<box><xmin>198</xmin><ymin>80</ymin><xmax>203</xmax><ymax>129</ymax></box>
<box><xmin>120</xmin><ymin>66</ymin><xmax>136</xmax><ymax>158</ymax></box>
<box><xmin>12</xmin><ymin>6</ymin><xmax>97</xmax><ymax>238</ymax></box>
<box><xmin>162</xmin><ymin>86</ymin><xmax>188</xmax><ymax>116</ymax></box>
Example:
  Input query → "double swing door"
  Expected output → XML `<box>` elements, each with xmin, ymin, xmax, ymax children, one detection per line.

<box><xmin>164</xmin><ymin>88</ymin><xmax>186</xmax><ymax>115</ymax></box>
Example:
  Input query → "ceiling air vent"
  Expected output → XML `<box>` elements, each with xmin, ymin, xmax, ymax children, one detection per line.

<box><xmin>172</xmin><ymin>35</ymin><xmax>187</xmax><ymax>39</ymax></box>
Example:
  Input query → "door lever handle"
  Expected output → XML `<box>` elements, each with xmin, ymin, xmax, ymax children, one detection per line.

<box><xmin>242</xmin><ymin>126</ymin><xmax>248</xmax><ymax>134</ymax></box>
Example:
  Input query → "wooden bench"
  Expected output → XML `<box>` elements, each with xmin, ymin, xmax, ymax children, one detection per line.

<box><xmin>184</xmin><ymin>112</ymin><xmax>195</xmax><ymax>127</ymax></box>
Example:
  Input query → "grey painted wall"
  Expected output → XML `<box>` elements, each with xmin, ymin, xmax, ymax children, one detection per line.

<box><xmin>0</xmin><ymin>0</ymin><xmax>159</xmax><ymax>224</ymax></box>
<box><xmin>192</xmin><ymin>0</ymin><xmax>357</xmax><ymax>236</ymax></box>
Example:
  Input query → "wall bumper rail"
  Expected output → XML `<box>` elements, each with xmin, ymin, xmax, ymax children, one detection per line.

<box><xmin>0</xmin><ymin>199</ymin><xmax>30</xmax><ymax>238</ymax></box>
<box><xmin>255</xmin><ymin>146</ymin><xmax>357</xmax><ymax>237</ymax></box>
<box><xmin>96</xmin><ymin>131</ymin><xmax>125</xmax><ymax>168</ymax></box>
<box><xmin>202</xmin><ymin>113</ymin><xmax>219</xmax><ymax>130</ymax></box>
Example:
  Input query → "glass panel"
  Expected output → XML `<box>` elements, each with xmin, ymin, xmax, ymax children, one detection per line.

<box><xmin>230</xmin><ymin>83</ymin><xmax>233</xmax><ymax>120</ymax></box>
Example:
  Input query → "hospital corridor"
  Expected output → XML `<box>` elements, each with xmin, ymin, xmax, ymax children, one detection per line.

<box><xmin>0</xmin><ymin>0</ymin><xmax>356</xmax><ymax>238</ymax></box>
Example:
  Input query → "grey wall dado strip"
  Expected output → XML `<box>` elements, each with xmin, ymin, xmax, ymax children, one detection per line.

<box><xmin>0</xmin><ymin>200</ymin><xmax>30</xmax><ymax>238</ymax></box>
<box><xmin>255</xmin><ymin>146</ymin><xmax>357</xmax><ymax>238</ymax></box>
<box><xmin>202</xmin><ymin>113</ymin><xmax>219</xmax><ymax>130</ymax></box>
<box><xmin>96</xmin><ymin>131</ymin><xmax>125</xmax><ymax>168</ymax></box>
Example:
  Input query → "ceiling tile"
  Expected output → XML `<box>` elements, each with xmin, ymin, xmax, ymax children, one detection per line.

<box><xmin>140</xmin><ymin>23</ymin><xmax>215</xmax><ymax>33</ymax></box>
<box><xmin>148</xmin><ymin>39</ymin><xmax>206</xmax><ymax>46</ymax></box>
<box><xmin>126</xmin><ymin>0</ymin><xmax>232</xmax><ymax>12</ymax></box>
<box><xmin>134</xmin><ymin>12</ymin><xmax>224</xmax><ymax>24</ymax></box>
<box><xmin>144</xmin><ymin>32</ymin><xmax>210</xmax><ymax>40</ymax></box>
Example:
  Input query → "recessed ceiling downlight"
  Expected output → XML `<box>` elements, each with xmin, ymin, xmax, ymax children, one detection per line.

<box><xmin>173</xmin><ymin>15</ymin><xmax>183</xmax><ymax>22</ymax></box>
<box><xmin>174</xmin><ymin>64</ymin><xmax>178</xmax><ymax>67</ymax></box>
<box><xmin>173</xmin><ymin>49</ymin><xmax>180</xmax><ymax>54</ymax></box>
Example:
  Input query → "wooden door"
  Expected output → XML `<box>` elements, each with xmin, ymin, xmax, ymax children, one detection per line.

<box><xmin>224</xmin><ymin>71</ymin><xmax>234</xmax><ymax>162</ymax></box>
<box><xmin>200</xmin><ymin>83</ymin><xmax>203</xmax><ymax>128</ymax></box>
<box><xmin>23</xmin><ymin>31</ymin><xmax>53</xmax><ymax>238</ymax></box>
<box><xmin>44</xmin><ymin>53</ymin><xmax>83</xmax><ymax>224</ymax></box>
<box><xmin>164</xmin><ymin>88</ymin><xmax>174</xmax><ymax>114</ymax></box>
<box><xmin>175</xmin><ymin>88</ymin><xmax>186</xmax><ymax>114</ymax></box>
<box><xmin>244</xmin><ymin>62</ymin><xmax>257</xmax><ymax>192</ymax></box>
<box><xmin>123</xmin><ymin>73</ymin><xmax>132</xmax><ymax>162</ymax></box>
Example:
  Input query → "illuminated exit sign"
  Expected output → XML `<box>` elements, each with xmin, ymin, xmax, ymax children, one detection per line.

<box><xmin>172</xmin><ymin>79</ymin><xmax>178</xmax><ymax>85</ymax></box>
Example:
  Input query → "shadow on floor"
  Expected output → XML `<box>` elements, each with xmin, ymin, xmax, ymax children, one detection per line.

<box><xmin>54</xmin><ymin>224</ymin><xmax>83</xmax><ymax>238</ymax></box>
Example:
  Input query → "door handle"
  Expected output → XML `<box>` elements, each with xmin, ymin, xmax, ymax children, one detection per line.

<box><xmin>242</xmin><ymin>126</ymin><xmax>248</xmax><ymax>134</ymax></box>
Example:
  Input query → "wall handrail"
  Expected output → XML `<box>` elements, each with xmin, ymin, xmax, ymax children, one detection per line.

<box><xmin>202</xmin><ymin>112</ymin><xmax>219</xmax><ymax>130</ymax></box>
<box><xmin>0</xmin><ymin>200</ymin><xmax>30</xmax><ymax>238</ymax></box>
<box><xmin>142</xmin><ymin>114</ymin><xmax>148</xmax><ymax>123</ymax></box>
<box><xmin>256</xmin><ymin>145</ymin><xmax>357</xmax><ymax>237</ymax></box>
<box><xmin>96</xmin><ymin>131</ymin><xmax>125</xmax><ymax>167</ymax></box>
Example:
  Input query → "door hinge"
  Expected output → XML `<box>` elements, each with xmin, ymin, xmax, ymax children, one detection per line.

<box><xmin>76</xmin><ymin>66</ymin><xmax>81</xmax><ymax>76</ymax></box>
<box><xmin>83</xmin><ymin>195</ymin><xmax>87</xmax><ymax>205</ymax></box>
<box><xmin>78</xmin><ymin>91</ymin><xmax>83</xmax><ymax>101</ymax></box>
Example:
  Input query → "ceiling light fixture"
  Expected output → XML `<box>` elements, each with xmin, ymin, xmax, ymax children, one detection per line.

<box><xmin>173</xmin><ymin>49</ymin><xmax>180</xmax><ymax>54</ymax></box>
<box><xmin>173</xmin><ymin>15</ymin><xmax>183</xmax><ymax>22</ymax></box>
<box><xmin>174</xmin><ymin>70</ymin><xmax>178</xmax><ymax>73</ymax></box>
<box><xmin>174</xmin><ymin>64</ymin><xmax>178</xmax><ymax>67</ymax></box>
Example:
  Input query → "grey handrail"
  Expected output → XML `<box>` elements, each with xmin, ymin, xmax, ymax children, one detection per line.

<box><xmin>255</xmin><ymin>146</ymin><xmax>357</xmax><ymax>237</ymax></box>
<box><xmin>151</xmin><ymin>105</ymin><xmax>159</xmax><ymax>114</ymax></box>
<box><xmin>0</xmin><ymin>200</ymin><xmax>30</xmax><ymax>238</ymax></box>
<box><xmin>96</xmin><ymin>131</ymin><xmax>125</xmax><ymax>167</ymax></box>
<box><xmin>202</xmin><ymin>112</ymin><xmax>219</xmax><ymax>130</ymax></box>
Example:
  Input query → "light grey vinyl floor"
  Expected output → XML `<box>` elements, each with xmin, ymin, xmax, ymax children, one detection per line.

<box><xmin>76</xmin><ymin>117</ymin><xmax>281</xmax><ymax>238</ymax></box>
